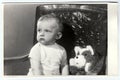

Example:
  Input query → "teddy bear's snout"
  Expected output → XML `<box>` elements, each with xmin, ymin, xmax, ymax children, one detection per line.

<box><xmin>76</xmin><ymin>56</ymin><xmax>78</xmax><ymax>59</ymax></box>
<box><xmin>75</xmin><ymin>55</ymin><xmax>86</xmax><ymax>68</ymax></box>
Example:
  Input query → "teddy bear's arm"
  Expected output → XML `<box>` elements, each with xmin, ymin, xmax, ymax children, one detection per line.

<box><xmin>85</xmin><ymin>63</ymin><xmax>92</xmax><ymax>73</ymax></box>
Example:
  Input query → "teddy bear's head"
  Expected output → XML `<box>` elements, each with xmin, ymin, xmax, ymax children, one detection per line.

<box><xmin>70</xmin><ymin>45</ymin><xmax>94</xmax><ymax>67</ymax></box>
<box><xmin>69</xmin><ymin>45</ymin><xmax>95</xmax><ymax>75</ymax></box>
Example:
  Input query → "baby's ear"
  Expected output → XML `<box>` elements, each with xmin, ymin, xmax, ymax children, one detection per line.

<box><xmin>56</xmin><ymin>32</ymin><xmax>62</xmax><ymax>40</ymax></box>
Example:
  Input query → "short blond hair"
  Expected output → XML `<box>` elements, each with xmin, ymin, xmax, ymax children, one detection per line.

<box><xmin>37</xmin><ymin>13</ymin><xmax>63</xmax><ymax>32</ymax></box>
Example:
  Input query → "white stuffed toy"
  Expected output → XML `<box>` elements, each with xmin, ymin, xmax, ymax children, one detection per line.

<box><xmin>69</xmin><ymin>45</ymin><xmax>104</xmax><ymax>75</ymax></box>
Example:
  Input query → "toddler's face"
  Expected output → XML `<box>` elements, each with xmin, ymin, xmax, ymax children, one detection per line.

<box><xmin>37</xmin><ymin>19</ymin><xmax>60</xmax><ymax>45</ymax></box>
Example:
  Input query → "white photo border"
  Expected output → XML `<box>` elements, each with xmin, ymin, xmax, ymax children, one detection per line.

<box><xmin>1</xmin><ymin>1</ymin><xmax>119</xmax><ymax>80</ymax></box>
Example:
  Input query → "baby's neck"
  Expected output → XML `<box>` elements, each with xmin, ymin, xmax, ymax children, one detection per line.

<box><xmin>39</xmin><ymin>42</ymin><xmax>56</xmax><ymax>46</ymax></box>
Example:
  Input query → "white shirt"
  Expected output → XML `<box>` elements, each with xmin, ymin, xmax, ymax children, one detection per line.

<box><xmin>28</xmin><ymin>42</ymin><xmax>67</xmax><ymax>75</ymax></box>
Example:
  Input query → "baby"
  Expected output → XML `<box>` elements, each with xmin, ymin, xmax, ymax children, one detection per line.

<box><xmin>27</xmin><ymin>14</ymin><xmax>69</xmax><ymax>75</ymax></box>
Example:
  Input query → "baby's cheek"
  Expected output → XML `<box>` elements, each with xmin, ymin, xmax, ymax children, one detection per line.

<box><xmin>36</xmin><ymin>35</ymin><xmax>40</xmax><ymax>41</ymax></box>
<box><xmin>36</xmin><ymin>36</ymin><xmax>39</xmax><ymax>40</ymax></box>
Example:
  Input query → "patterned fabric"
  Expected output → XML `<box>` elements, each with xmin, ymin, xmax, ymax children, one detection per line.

<box><xmin>34</xmin><ymin>4</ymin><xmax>107</xmax><ymax>57</ymax></box>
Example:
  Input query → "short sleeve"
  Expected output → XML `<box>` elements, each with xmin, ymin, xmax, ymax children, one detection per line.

<box><xmin>29</xmin><ymin>43</ymin><xmax>41</xmax><ymax>62</ymax></box>
<box><xmin>61</xmin><ymin>49</ymin><xmax>68</xmax><ymax>66</ymax></box>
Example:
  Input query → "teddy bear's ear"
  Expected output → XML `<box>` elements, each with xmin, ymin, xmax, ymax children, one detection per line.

<box><xmin>74</xmin><ymin>46</ymin><xmax>82</xmax><ymax>56</ymax></box>
<box><xmin>86</xmin><ymin>45</ymin><xmax>94</xmax><ymax>55</ymax></box>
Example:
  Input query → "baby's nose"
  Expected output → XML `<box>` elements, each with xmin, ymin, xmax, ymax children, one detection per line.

<box><xmin>39</xmin><ymin>31</ymin><xmax>44</xmax><ymax>36</ymax></box>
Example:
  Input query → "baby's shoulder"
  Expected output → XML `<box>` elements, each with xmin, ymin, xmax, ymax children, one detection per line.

<box><xmin>30</xmin><ymin>43</ymin><xmax>40</xmax><ymax>51</ymax></box>
<box><xmin>55</xmin><ymin>43</ymin><xmax>66</xmax><ymax>52</ymax></box>
<box><xmin>29</xmin><ymin>43</ymin><xmax>41</xmax><ymax>59</ymax></box>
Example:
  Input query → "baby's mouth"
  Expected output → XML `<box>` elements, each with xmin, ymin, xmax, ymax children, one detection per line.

<box><xmin>39</xmin><ymin>38</ymin><xmax>45</xmax><ymax>41</ymax></box>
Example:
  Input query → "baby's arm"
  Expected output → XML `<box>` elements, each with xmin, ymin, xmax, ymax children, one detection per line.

<box><xmin>61</xmin><ymin>50</ymin><xmax>69</xmax><ymax>75</ymax></box>
<box><xmin>29</xmin><ymin>44</ymin><xmax>43</xmax><ymax>75</ymax></box>
<box><xmin>30</xmin><ymin>58</ymin><xmax>43</xmax><ymax>75</ymax></box>
<box><xmin>61</xmin><ymin>64</ymin><xmax>69</xmax><ymax>75</ymax></box>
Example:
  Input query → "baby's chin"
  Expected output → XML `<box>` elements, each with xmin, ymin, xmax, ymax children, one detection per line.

<box><xmin>38</xmin><ymin>40</ymin><xmax>47</xmax><ymax>45</ymax></box>
<box><xmin>38</xmin><ymin>40</ymin><xmax>52</xmax><ymax>45</ymax></box>
<box><xmin>37</xmin><ymin>38</ymin><xmax>55</xmax><ymax>45</ymax></box>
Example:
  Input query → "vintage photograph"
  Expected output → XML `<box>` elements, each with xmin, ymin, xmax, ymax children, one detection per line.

<box><xmin>4</xmin><ymin>3</ymin><xmax>108</xmax><ymax>76</ymax></box>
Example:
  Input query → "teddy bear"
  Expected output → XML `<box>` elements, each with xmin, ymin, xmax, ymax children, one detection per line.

<box><xmin>69</xmin><ymin>45</ymin><xmax>104</xmax><ymax>75</ymax></box>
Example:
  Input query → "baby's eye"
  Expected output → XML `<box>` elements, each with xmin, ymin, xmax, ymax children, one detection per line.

<box><xmin>37</xmin><ymin>29</ymin><xmax>41</xmax><ymax>32</ymax></box>
<box><xmin>45</xmin><ymin>30</ymin><xmax>52</xmax><ymax>32</ymax></box>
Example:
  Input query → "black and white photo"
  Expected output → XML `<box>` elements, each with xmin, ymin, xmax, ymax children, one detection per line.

<box><xmin>3</xmin><ymin>3</ymin><xmax>117</xmax><ymax>76</ymax></box>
